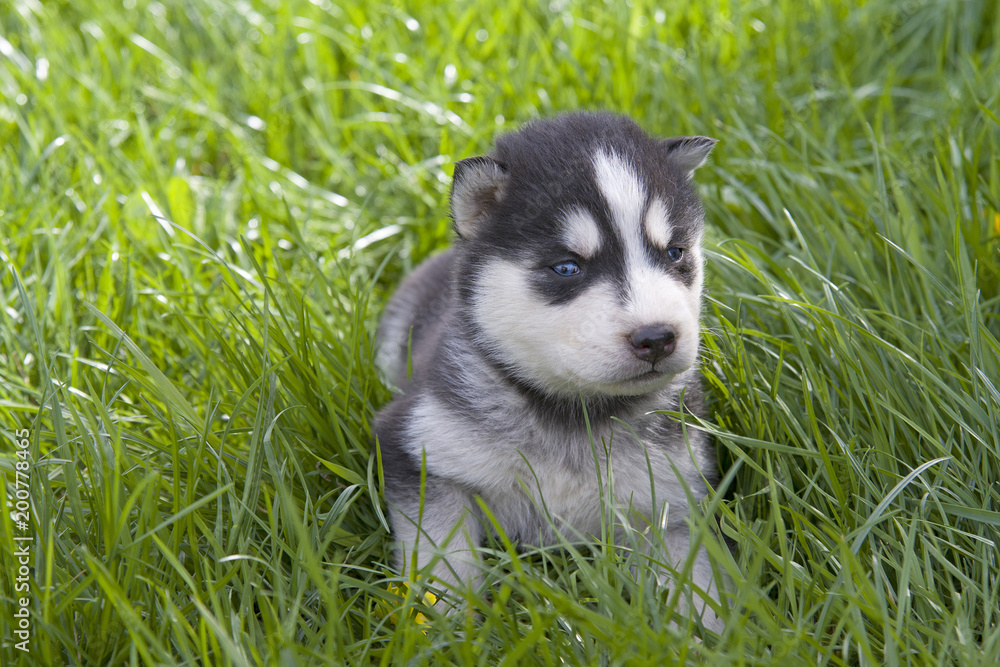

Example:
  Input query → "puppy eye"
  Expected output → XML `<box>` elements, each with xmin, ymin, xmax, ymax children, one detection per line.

<box><xmin>666</xmin><ymin>247</ymin><xmax>684</xmax><ymax>262</ymax></box>
<box><xmin>551</xmin><ymin>261</ymin><xmax>581</xmax><ymax>276</ymax></box>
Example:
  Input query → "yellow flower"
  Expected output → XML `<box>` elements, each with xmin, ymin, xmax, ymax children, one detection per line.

<box><xmin>386</xmin><ymin>581</ymin><xmax>437</xmax><ymax>625</ymax></box>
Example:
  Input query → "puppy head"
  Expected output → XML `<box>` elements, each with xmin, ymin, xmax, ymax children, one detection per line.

<box><xmin>451</xmin><ymin>113</ymin><xmax>716</xmax><ymax>398</ymax></box>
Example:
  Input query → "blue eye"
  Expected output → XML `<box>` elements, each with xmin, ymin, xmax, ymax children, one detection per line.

<box><xmin>666</xmin><ymin>247</ymin><xmax>684</xmax><ymax>262</ymax></box>
<box><xmin>551</xmin><ymin>261</ymin><xmax>581</xmax><ymax>276</ymax></box>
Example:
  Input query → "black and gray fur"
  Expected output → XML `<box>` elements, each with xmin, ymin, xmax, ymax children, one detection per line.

<box><xmin>375</xmin><ymin>112</ymin><xmax>721</xmax><ymax>629</ymax></box>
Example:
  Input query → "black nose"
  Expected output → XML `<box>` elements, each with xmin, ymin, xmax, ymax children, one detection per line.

<box><xmin>629</xmin><ymin>325</ymin><xmax>677</xmax><ymax>366</ymax></box>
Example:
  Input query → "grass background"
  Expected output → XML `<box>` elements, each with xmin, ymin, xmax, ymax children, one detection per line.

<box><xmin>1</xmin><ymin>0</ymin><xmax>999</xmax><ymax>664</ymax></box>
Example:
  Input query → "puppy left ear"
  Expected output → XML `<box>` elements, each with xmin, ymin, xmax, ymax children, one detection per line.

<box><xmin>451</xmin><ymin>156</ymin><xmax>508</xmax><ymax>240</ymax></box>
<box><xmin>662</xmin><ymin>136</ymin><xmax>718</xmax><ymax>178</ymax></box>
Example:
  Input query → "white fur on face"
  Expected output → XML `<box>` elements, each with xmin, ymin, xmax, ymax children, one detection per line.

<box><xmin>644</xmin><ymin>197</ymin><xmax>673</xmax><ymax>251</ymax></box>
<box><xmin>561</xmin><ymin>207</ymin><xmax>602</xmax><ymax>258</ymax></box>
<box><xmin>593</xmin><ymin>150</ymin><xmax>645</xmax><ymax>236</ymax></box>
<box><xmin>469</xmin><ymin>149</ymin><xmax>703</xmax><ymax>397</ymax></box>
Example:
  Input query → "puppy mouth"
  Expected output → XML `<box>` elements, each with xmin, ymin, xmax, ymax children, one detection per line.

<box><xmin>617</xmin><ymin>365</ymin><xmax>671</xmax><ymax>387</ymax></box>
<box><xmin>622</xmin><ymin>358</ymin><xmax>687</xmax><ymax>385</ymax></box>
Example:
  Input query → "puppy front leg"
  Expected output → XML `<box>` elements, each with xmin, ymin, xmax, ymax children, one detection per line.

<box><xmin>390</xmin><ymin>480</ymin><xmax>484</xmax><ymax>604</ymax></box>
<box><xmin>663</xmin><ymin>524</ymin><xmax>723</xmax><ymax>633</ymax></box>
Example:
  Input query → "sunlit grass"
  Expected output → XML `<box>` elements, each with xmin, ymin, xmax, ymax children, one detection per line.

<box><xmin>1</xmin><ymin>0</ymin><xmax>998</xmax><ymax>664</ymax></box>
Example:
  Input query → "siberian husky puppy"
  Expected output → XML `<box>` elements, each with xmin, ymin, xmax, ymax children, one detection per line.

<box><xmin>375</xmin><ymin>112</ymin><xmax>721</xmax><ymax>629</ymax></box>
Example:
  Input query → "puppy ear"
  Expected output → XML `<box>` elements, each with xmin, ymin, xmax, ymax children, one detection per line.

<box><xmin>451</xmin><ymin>156</ymin><xmax>508</xmax><ymax>239</ymax></box>
<box><xmin>662</xmin><ymin>136</ymin><xmax>718</xmax><ymax>178</ymax></box>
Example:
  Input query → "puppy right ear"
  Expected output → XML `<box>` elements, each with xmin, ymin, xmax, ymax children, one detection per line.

<box><xmin>451</xmin><ymin>156</ymin><xmax>508</xmax><ymax>239</ymax></box>
<box><xmin>661</xmin><ymin>136</ymin><xmax>718</xmax><ymax>179</ymax></box>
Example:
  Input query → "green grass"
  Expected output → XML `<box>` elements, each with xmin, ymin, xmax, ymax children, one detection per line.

<box><xmin>1</xmin><ymin>0</ymin><xmax>998</xmax><ymax>664</ymax></box>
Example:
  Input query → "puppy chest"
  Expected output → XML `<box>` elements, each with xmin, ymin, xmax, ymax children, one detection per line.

<box><xmin>482</xmin><ymin>457</ymin><xmax>606</xmax><ymax>541</ymax></box>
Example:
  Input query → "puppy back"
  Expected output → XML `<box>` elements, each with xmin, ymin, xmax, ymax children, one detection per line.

<box><xmin>376</xmin><ymin>249</ymin><xmax>456</xmax><ymax>387</ymax></box>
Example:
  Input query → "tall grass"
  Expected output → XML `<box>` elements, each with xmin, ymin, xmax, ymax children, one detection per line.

<box><xmin>1</xmin><ymin>0</ymin><xmax>998</xmax><ymax>664</ymax></box>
